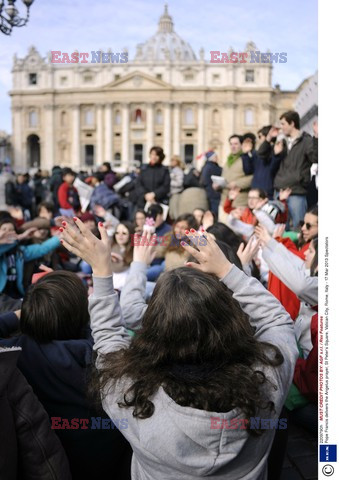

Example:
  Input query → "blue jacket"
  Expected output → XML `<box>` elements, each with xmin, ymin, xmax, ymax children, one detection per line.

<box><xmin>0</xmin><ymin>236</ymin><xmax>60</xmax><ymax>296</ymax></box>
<box><xmin>90</xmin><ymin>183</ymin><xmax>120</xmax><ymax>210</ymax></box>
<box><xmin>250</xmin><ymin>144</ymin><xmax>283</xmax><ymax>198</ymax></box>
<box><xmin>200</xmin><ymin>160</ymin><xmax>222</xmax><ymax>201</ymax></box>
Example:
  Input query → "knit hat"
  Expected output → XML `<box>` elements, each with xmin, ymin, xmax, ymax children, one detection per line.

<box><xmin>80</xmin><ymin>212</ymin><xmax>96</xmax><ymax>223</ymax></box>
<box><xmin>205</xmin><ymin>151</ymin><xmax>217</xmax><ymax>161</ymax></box>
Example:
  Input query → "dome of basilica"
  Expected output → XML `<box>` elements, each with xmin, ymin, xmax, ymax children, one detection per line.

<box><xmin>134</xmin><ymin>5</ymin><xmax>197</xmax><ymax>63</ymax></box>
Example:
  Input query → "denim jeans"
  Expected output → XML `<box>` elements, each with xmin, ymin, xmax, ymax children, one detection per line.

<box><xmin>287</xmin><ymin>195</ymin><xmax>307</xmax><ymax>230</ymax></box>
<box><xmin>146</xmin><ymin>260</ymin><xmax>165</xmax><ymax>282</ymax></box>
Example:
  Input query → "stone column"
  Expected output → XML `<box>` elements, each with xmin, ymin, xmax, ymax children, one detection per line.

<box><xmin>71</xmin><ymin>104</ymin><xmax>81</xmax><ymax>170</ymax></box>
<box><xmin>121</xmin><ymin>102</ymin><xmax>130</xmax><ymax>171</ymax></box>
<box><xmin>146</xmin><ymin>103</ymin><xmax>154</xmax><ymax>162</ymax></box>
<box><xmin>12</xmin><ymin>106</ymin><xmax>24</xmax><ymax>171</ymax></box>
<box><xmin>173</xmin><ymin>102</ymin><xmax>180</xmax><ymax>156</ymax></box>
<box><xmin>197</xmin><ymin>102</ymin><xmax>205</xmax><ymax>157</ymax></box>
<box><xmin>223</xmin><ymin>101</ymin><xmax>236</xmax><ymax>159</ymax></box>
<box><xmin>163</xmin><ymin>102</ymin><xmax>171</xmax><ymax>165</ymax></box>
<box><xmin>104</xmin><ymin>103</ymin><xmax>113</xmax><ymax>164</ymax></box>
<box><xmin>43</xmin><ymin>105</ymin><xmax>55</xmax><ymax>171</ymax></box>
<box><xmin>96</xmin><ymin>103</ymin><xmax>104</xmax><ymax>167</ymax></box>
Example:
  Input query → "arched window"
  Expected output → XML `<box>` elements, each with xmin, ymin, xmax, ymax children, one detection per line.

<box><xmin>245</xmin><ymin>108</ymin><xmax>254</xmax><ymax>126</ymax></box>
<box><xmin>155</xmin><ymin>109</ymin><xmax>163</xmax><ymax>125</ymax></box>
<box><xmin>135</xmin><ymin>109</ymin><xmax>142</xmax><ymax>123</ymax></box>
<box><xmin>28</xmin><ymin>110</ymin><xmax>38</xmax><ymax>128</ymax></box>
<box><xmin>184</xmin><ymin>108</ymin><xmax>194</xmax><ymax>125</ymax></box>
<box><xmin>212</xmin><ymin>109</ymin><xmax>220</xmax><ymax>125</ymax></box>
<box><xmin>84</xmin><ymin>109</ymin><xmax>94</xmax><ymax>126</ymax></box>
<box><xmin>114</xmin><ymin>152</ymin><xmax>121</xmax><ymax>166</ymax></box>
<box><xmin>114</xmin><ymin>110</ymin><xmax>121</xmax><ymax>125</ymax></box>
<box><xmin>60</xmin><ymin>111</ymin><xmax>67</xmax><ymax>127</ymax></box>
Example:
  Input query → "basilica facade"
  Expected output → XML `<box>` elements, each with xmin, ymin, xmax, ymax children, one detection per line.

<box><xmin>10</xmin><ymin>5</ymin><xmax>297</xmax><ymax>172</ymax></box>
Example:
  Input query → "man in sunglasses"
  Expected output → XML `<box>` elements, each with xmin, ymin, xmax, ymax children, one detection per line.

<box><xmin>273</xmin><ymin>111</ymin><xmax>318</xmax><ymax>230</ymax></box>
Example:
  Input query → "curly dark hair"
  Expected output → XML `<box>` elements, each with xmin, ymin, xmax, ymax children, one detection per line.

<box><xmin>93</xmin><ymin>267</ymin><xmax>284</xmax><ymax>435</ymax></box>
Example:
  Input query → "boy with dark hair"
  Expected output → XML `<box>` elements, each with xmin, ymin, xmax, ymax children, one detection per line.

<box><xmin>273</xmin><ymin>110</ymin><xmax>317</xmax><ymax>229</ymax></box>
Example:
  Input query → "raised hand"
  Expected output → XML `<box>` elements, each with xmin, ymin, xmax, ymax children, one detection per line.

<box><xmin>274</xmin><ymin>140</ymin><xmax>284</xmax><ymax>155</ymax></box>
<box><xmin>60</xmin><ymin>218</ymin><xmax>112</xmax><ymax>277</ymax></box>
<box><xmin>254</xmin><ymin>224</ymin><xmax>272</xmax><ymax>248</ymax></box>
<box><xmin>313</xmin><ymin>120</ymin><xmax>318</xmax><ymax>138</ymax></box>
<box><xmin>267</xmin><ymin>126</ymin><xmax>279</xmax><ymax>142</ymax></box>
<box><xmin>17</xmin><ymin>227</ymin><xmax>37</xmax><ymax>241</ymax></box>
<box><xmin>236</xmin><ymin>235</ymin><xmax>260</xmax><ymax>266</ymax></box>
<box><xmin>279</xmin><ymin>187</ymin><xmax>292</xmax><ymax>201</ymax></box>
<box><xmin>182</xmin><ymin>229</ymin><xmax>232</xmax><ymax>279</ymax></box>
<box><xmin>0</xmin><ymin>230</ymin><xmax>18</xmax><ymax>244</ymax></box>
<box><xmin>241</xmin><ymin>138</ymin><xmax>253</xmax><ymax>154</ymax></box>
<box><xmin>273</xmin><ymin>224</ymin><xmax>286</xmax><ymax>239</ymax></box>
<box><xmin>228</xmin><ymin>187</ymin><xmax>241</xmax><ymax>201</ymax></box>
<box><xmin>202</xmin><ymin>210</ymin><xmax>214</xmax><ymax>230</ymax></box>
<box><xmin>133</xmin><ymin>230</ymin><xmax>157</xmax><ymax>265</ymax></box>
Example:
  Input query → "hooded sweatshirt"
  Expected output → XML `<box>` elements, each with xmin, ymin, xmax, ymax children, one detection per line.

<box><xmin>89</xmin><ymin>265</ymin><xmax>298</xmax><ymax>480</ymax></box>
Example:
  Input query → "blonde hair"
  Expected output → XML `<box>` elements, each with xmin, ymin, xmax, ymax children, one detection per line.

<box><xmin>171</xmin><ymin>155</ymin><xmax>184</xmax><ymax>170</ymax></box>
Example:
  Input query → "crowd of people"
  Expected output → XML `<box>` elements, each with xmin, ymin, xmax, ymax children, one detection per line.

<box><xmin>0</xmin><ymin>109</ymin><xmax>318</xmax><ymax>479</ymax></box>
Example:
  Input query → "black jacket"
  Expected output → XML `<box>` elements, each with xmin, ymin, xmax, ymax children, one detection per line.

<box><xmin>135</xmin><ymin>164</ymin><xmax>170</xmax><ymax>207</ymax></box>
<box><xmin>0</xmin><ymin>346</ymin><xmax>71</xmax><ymax>480</ymax></box>
<box><xmin>0</xmin><ymin>313</ymin><xmax>132</xmax><ymax>480</ymax></box>
<box><xmin>200</xmin><ymin>161</ymin><xmax>222</xmax><ymax>201</ymax></box>
<box><xmin>273</xmin><ymin>133</ymin><xmax>317</xmax><ymax>195</ymax></box>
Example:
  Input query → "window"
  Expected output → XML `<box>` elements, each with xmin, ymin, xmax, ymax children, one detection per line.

<box><xmin>60</xmin><ymin>76</ymin><xmax>68</xmax><ymax>85</ymax></box>
<box><xmin>60</xmin><ymin>111</ymin><xmax>67</xmax><ymax>127</ymax></box>
<box><xmin>84</xmin><ymin>74</ymin><xmax>93</xmax><ymax>83</ymax></box>
<box><xmin>135</xmin><ymin>109</ymin><xmax>143</xmax><ymax>124</ymax></box>
<box><xmin>84</xmin><ymin>109</ymin><xmax>94</xmax><ymax>126</ymax></box>
<box><xmin>155</xmin><ymin>109</ymin><xmax>163</xmax><ymax>125</ymax></box>
<box><xmin>184</xmin><ymin>108</ymin><xmax>194</xmax><ymax>125</ymax></box>
<box><xmin>184</xmin><ymin>144</ymin><xmax>194</xmax><ymax>164</ymax></box>
<box><xmin>212</xmin><ymin>109</ymin><xmax>220</xmax><ymax>125</ymax></box>
<box><xmin>114</xmin><ymin>74</ymin><xmax>121</xmax><ymax>81</ymax></box>
<box><xmin>114</xmin><ymin>110</ymin><xmax>121</xmax><ymax>125</ymax></box>
<box><xmin>114</xmin><ymin>152</ymin><xmax>121</xmax><ymax>166</ymax></box>
<box><xmin>245</xmin><ymin>109</ymin><xmax>254</xmax><ymax>126</ymax></box>
<box><xmin>29</xmin><ymin>110</ymin><xmax>38</xmax><ymax>128</ymax></box>
<box><xmin>28</xmin><ymin>73</ymin><xmax>37</xmax><ymax>85</ymax></box>
<box><xmin>212</xmin><ymin>74</ymin><xmax>220</xmax><ymax>84</ymax></box>
<box><xmin>84</xmin><ymin>145</ymin><xmax>94</xmax><ymax>166</ymax></box>
<box><xmin>156</xmin><ymin>132</ymin><xmax>162</xmax><ymax>137</ymax></box>
<box><xmin>134</xmin><ymin>144</ymin><xmax>143</xmax><ymax>163</ymax></box>
<box><xmin>156</xmin><ymin>74</ymin><xmax>162</xmax><ymax>80</ymax></box>
<box><xmin>115</xmin><ymin>132</ymin><xmax>121</xmax><ymax>137</ymax></box>
<box><xmin>186</xmin><ymin>132</ymin><xmax>193</xmax><ymax>137</ymax></box>
<box><xmin>184</xmin><ymin>74</ymin><xmax>194</xmax><ymax>82</ymax></box>
<box><xmin>245</xmin><ymin>70</ymin><xmax>255</xmax><ymax>83</ymax></box>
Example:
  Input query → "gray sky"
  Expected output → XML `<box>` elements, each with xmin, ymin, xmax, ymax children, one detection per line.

<box><xmin>0</xmin><ymin>0</ymin><xmax>317</xmax><ymax>133</ymax></box>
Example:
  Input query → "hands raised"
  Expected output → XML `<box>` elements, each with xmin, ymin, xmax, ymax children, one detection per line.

<box><xmin>60</xmin><ymin>218</ymin><xmax>112</xmax><ymax>277</ymax></box>
<box><xmin>182</xmin><ymin>229</ymin><xmax>232</xmax><ymax>279</ymax></box>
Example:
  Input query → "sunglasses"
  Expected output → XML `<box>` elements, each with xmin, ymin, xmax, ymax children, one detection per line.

<box><xmin>300</xmin><ymin>221</ymin><xmax>317</xmax><ymax>230</ymax></box>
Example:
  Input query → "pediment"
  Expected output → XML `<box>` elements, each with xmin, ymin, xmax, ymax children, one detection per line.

<box><xmin>103</xmin><ymin>71</ymin><xmax>172</xmax><ymax>90</ymax></box>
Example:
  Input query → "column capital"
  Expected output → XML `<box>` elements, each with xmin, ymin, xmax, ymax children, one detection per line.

<box><xmin>12</xmin><ymin>105</ymin><xmax>23</xmax><ymax>112</ymax></box>
<box><xmin>43</xmin><ymin>104</ymin><xmax>56</xmax><ymax>111</ymax></box>
<box><xmin>71</xmin><ymin>104</ymin><xmax>80</xmax><ymax>111</ymax></box>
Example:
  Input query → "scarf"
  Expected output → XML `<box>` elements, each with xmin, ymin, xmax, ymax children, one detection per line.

<box><xmin>227</xmin><ymin>151</ymin><xmax>242</xmax><ymax>167</ymax></box>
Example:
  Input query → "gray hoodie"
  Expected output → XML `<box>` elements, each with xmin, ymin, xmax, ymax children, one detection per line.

<box><xmin>89</xmin><ymin>265</ymin><xmax>298</xmax><ymax>480</ymax></box>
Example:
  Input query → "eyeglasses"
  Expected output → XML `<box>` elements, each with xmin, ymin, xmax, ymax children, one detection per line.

<box><xmin>301</xmin><ymin>221</ymin><xmax>317</xmax><ymax>230</ymax></box>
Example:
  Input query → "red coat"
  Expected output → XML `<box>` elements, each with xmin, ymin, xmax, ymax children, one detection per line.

<box><xmin>268</xmin><ymin>239</ymin><xmax>309</xmax><ymax>320</ymax></box>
